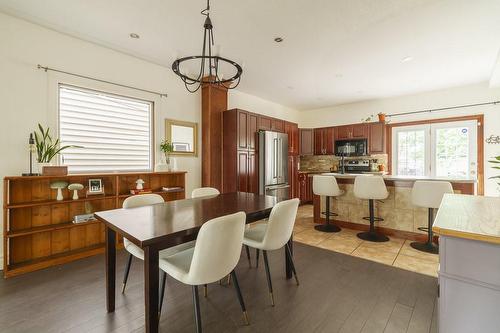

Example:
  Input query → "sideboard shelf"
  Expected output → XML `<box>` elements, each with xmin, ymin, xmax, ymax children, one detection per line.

<box><xmin>3</xmin><ymin>171</ymin><xmax>186</xmax><ymax>278</ymax></box>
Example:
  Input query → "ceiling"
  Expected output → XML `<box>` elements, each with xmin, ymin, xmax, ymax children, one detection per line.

<box><xmin>1</xmin><ymin>0</ymin><xmax>500</xmax><ymax>110</ymax></box>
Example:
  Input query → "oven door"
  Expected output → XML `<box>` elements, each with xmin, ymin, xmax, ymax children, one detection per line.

<box><xmin>265</xmin><ymin>184</ymin><xmax>290</xmax><ymax>201</ymax></box>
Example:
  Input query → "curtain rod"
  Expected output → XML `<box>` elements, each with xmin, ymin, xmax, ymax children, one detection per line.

<box><xmin>37</xmin><ymin>64</ymin><xmax>168</xmax><ymax>98</ymax></box>
<box><xmin>387</xmin><ymin>100</ymin><xmax>499</xmax><ymax>117</ymax></box>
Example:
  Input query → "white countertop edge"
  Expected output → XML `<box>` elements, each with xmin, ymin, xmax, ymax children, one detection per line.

<box><xmin>315</xmin><ymin>173</ymin><xmax>477</xmax><ymax>183</ymax></box>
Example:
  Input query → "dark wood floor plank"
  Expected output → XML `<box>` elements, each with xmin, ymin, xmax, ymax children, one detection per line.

<box><xmin>384</xmin><ymin>303</ymin><xmax>414</xmax><ymax>333</ymax></box>
<box><xmin>406</xmin><ymin>276</ymin><xmax>438</xmax><ymax>333</ymax></box>
<box><xmin>0</xmin><ymin>243</ymin><xmax>437</xmax><ymax>333</ymax></box>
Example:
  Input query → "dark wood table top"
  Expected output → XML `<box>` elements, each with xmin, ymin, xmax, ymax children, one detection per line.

<box><xmin>94</xmin><ymin>192</ymin><xmax>278</xmax><ymax>248</ymax></box>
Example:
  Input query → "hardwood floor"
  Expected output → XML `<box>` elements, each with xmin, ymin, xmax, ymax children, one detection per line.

<box><xmin>0</xmin><ymin>243</ymin><xmax>438</xmax><ymax>333</ymax></box>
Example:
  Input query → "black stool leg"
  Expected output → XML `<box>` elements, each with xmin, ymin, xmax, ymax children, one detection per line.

<box><xmin>245</xmin><ymin>245</ymin><xmax>251</xmax><ymax>267</ymax></box>
<box><xmin>410</xmin><ymin>208</ymin><xmax>439</xmax><ymax>254</ymax></box>
<box><xmin>262</xmin><ymin>250</ymin><xmax>275</xmax><ymax>306</ymax></box>
<box><xmin>285</xmin><ymin>244</ymin><xmax>299</xmax><ymax>286</ymax></box>
<box><xmin>192</xmin><ymin>285</ymin><xmax>202</xmax><ymax>333</ymax></box>
<box><xmin>158</xmin><ymin>271</ymin><xmax>167</xmax><ymax>318</ymax></box>
<box><xmin>256</xmin><ymin>249</ymin><xmax>260</xmax><ymax>268</ymax></box>
<box><xmin>230</xmin><ymin>270</ymin><xmax>250</xmax><ymax>325</ymax></box>
<box><xmin>314</xmin><ymin>196</ymin><xmax>341</xmax><ymax>233</ymax></box>
<box><xmin>357</xmin><ymin>199</ymin><xmax>389</xmax><ymax>242</ymax></box>
<box><xmin>121</xmin><ymin>253</ymin><xmax>133</xmax><ymax>293</ymax></box>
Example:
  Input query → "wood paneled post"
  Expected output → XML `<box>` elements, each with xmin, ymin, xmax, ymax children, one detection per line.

<box><xmin>201</xmin><ymin>83</ymin><xmax>228</xmax><ymax>190</ymax></box>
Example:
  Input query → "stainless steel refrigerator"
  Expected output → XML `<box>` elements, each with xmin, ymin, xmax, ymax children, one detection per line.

<box><xmin>258</xmin><ymin>130</ymin><xmax>289</xmax><ymax>200</ymax></box>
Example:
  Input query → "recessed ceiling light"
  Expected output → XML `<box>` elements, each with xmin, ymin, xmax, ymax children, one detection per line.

<box><xmin>129</xmin><ymin>33</ymin><xmax>140</xmax><ymax>39</ymax></box>
<box><xmin>335</xmin><ymin>74</ymin><xmax>343</xmax><ymax>78</ymax></box>
<box><xmin>402</xmin><ymin>56</ymin><xmax>413</xmax><ymax>63</ymax></box>
<box><xmin>274</xmin><ymin>37</ymin><xmax>284</xmax><ymax>43</ymax></box>
<box><xmin>287</xmin><ymin>86</ymin><xmax>294</xmax><ymax>90</ymax></box>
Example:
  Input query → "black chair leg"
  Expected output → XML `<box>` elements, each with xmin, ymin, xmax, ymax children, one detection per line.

<box><xmin>410</xmin><ymin>208</ymin><xmax>439</xmax><ymax>254</ymax></box>
<box><xmin>262</xmin><ymin>250</ymin><xmax>274</xmax><ymax>306</ymax></box>
<box><xmin>192</xmin><ymin>285</ymin><xmax>202</xmax><ymax>333</ymax></box>
<box><xmin>158</xmin><ymin>271</ymin><xmax>167</xmax><ymax>318</ymax></box>
<box><xmin>245</xmin><ymin>245</ymin><xmax>251</xmax><ymax>268</ymax></box>
<box><xmin>121</xmin><ymin>254</ymin><xmax>133</xmax><ymax>293</ymax></box>
<box><xmin>285</xmin><ymin>244</ymin><xmax>299</xmax><ymax>286</ymax></box>
<box><xmin>230</xmin><ymin>270</ymin><xmax>249</xmax><ymax>325</ymax></box>
<box><xmin>357</xmin><ymin>199</ymin><xmax>389</xmax><ymax>242</ymax></box>
<box><xmin>203</xmin><ymin>284</ymin><xmax>208</xmax><ymax>297</ymax></box>
<box><xmin>256</xmin><ymin>249</ymin><xmax>260</xmax><ymax>268</ymax></box>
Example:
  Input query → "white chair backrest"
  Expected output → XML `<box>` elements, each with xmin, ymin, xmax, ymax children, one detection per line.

<box><xmin>123</xmin><ymin>193</ymin><xmax>164</xmax><ymax>209</ymax></box>
<box><xmin>187</xmin><ymin>212</ymin><xmax>246</xmax><ymax>285</ymax></box>
<box><xmin>353</xmin><ymin>175</ymin><xmax>388</xmax><ymax>200</ymax></box>
<box><xmin>261</xmin><ymin>198</ymin><xmax>300</xmax><ymax>251</ymax></box>
<box><xmin>191</xmin><ymin>187</ymin><xmax>220</xmax><ymax>198</ymax></box>
<box><xmin>313</xmin><ymin>175</ymin><xmax>343</xmax><ymax>197</ymax></box>
<box><xmin>411</xmin><ymin>181</ymin><xmax>453</xmax><ymax>209</ymax></box>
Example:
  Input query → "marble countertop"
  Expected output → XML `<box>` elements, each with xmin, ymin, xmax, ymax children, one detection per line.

<box><xmin>433</xmin><ymin>194</ymin><xmax>500</xmax><ymax>245</ymax></box>
<box><xmin>316</xmin><ymin>172</ymin><xmax>477</xmax><ymax>184</ymax></box>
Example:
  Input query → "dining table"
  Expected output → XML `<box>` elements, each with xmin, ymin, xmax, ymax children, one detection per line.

<box><xmin>94</xmin><ymin>191</ymin><xmax>294</xmax><ymax>333</ymax></box>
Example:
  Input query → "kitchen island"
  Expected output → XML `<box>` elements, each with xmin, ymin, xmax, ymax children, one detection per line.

<box><xmin>312</xmin><ymin>173</ymin><xmax>476</xmax><ymax>239</ymax></box>
<box><xmin>432</xmin><ymin>194</ymin><xmax>500</xmax><ymax>333</ymax></box>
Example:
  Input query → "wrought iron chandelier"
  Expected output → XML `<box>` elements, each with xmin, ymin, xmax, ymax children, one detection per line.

<box><xmin>172</xmin><ymin>0</ymin><xmax>243</xmax><ymax>93</ymax></box>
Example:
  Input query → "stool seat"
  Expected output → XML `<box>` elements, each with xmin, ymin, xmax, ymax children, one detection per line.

<box><xmin>410</xmin><ymin>181</ymin><xmax>453</xmax><ymax>254</ymax></box>
<box><xmin>313</xmin><ymin>175</ymin><xmax>343</xmax><ymax>233</ymax></box>
<box><xmin>354</xmin><ymin>175</ymin><xmax>389</xmax><ymax>242</ymax></box>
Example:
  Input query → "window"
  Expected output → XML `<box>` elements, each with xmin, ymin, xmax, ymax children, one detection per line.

<box><xmin>59</xmin><ymin>85</ymin><xmax>153</xmax><ymax>173</ymax></box>
<box><xmin>392</xmin><ymin>120</ymin><xmax>477</xmax><ymax>179</ymax></box>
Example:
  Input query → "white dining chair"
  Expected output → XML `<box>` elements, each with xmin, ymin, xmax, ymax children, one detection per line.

<box><xmin>158</xmin><ymin>212</ymin><xmax>249</xmax><ymax>331</ymax></box>
<box><xmin>191</xmin><ymin>187</ymin><xmax>220</xmax><ymax>198</ymax></box>
<box><xmin>121</xmin><ymin>194</ymin><xmax>195</xmax><ymax>296</ymax></box>
<box><xmin>242</xmin><ymin>198</ymin><xmax>300</xmax><ymax>306</ymax></box>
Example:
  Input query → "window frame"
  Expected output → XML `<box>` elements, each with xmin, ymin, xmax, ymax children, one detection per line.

<box><xmin>57</xmin><ymin>83</ymin><xmax>155</xmax><ymax>174</ymax></box>
<box><xmin>391</xmin><ymin>124</ymin><xmax>431</xmax><ymax>177</ymax></box>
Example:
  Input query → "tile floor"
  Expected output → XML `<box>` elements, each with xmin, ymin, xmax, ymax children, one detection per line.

<box><xmin>293</xmin><ymin>205</ymin><xmax>439</xmax><ymax>277</ymax></box>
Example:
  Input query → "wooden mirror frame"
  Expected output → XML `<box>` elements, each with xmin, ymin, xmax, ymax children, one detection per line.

<box><xmin>165</xmin><ymin>119</ymin><xmax>198</xmax><ymax>157</ymax></box>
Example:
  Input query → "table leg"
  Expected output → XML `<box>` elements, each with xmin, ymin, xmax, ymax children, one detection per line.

<box><xmin>144</xmin><ymin>245</ymin><xmax>160</xmax><ymax>333</ymax></box>
<box><xmin>285</xmin><ymin>236</ymin><xmax>293</xmax><ymax>279</ymax></box>
<box><xmin>105</xmin><ymin>227</ymin><xmax>116</xmax><ymax>312</ymax></box>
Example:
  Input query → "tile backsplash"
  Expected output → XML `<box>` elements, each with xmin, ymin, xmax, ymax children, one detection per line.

<box><xmin>299</xmin><ymin>154</ymin><xmax>388</xmax><ymax>172</ymax></box>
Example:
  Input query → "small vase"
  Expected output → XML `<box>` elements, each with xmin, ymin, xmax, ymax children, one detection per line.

<box><xmin>155</xmin><ymin>155</ymin><xmax>170</xmax><ymax>172</ymax></box>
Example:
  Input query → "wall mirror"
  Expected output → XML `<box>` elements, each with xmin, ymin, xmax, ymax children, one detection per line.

<box><xmin>165</xmin><ymin>119</ymin><xmax>198</xmax><ymax>156</ymax></box>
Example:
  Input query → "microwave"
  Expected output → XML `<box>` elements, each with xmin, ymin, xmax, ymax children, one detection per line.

<box><xmin>335</xmin><ymin>139</ymin><xmax>368</xmax><ymax>156</ymax></box>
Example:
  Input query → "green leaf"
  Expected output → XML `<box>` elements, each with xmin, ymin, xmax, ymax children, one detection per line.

<box><xmin>489</xmin><ymin>160</ymin><xmax>500</xmax><ymax>164</ymax></box>
<box><xmin>489</xmin><ymin>175</ymin><xmax>500</xmax><ymax>179</ymax></box>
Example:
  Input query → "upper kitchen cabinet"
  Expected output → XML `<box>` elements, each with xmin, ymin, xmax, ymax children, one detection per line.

<box><xmin>225</xmin><ymin>109</ymin><xmax>257</xmax><ymax>151</ymax></box>
<box><xmin>284</xmin><ymin>121</ymin><xmax>299</xmax><ymax>155</ymax></box>
<box><xmin>299</xmin><ymin>129</ymin><xmax>314</xmax><ymax>156</ymax></box>
<box><xmin>258</xmin><ymin>115</ymin><xmax>284</xmax><ymax>132</ymax></box>
<box><xmin>314</xmin><ymin>127</ymin><xmax>334</xmax><ymax>155</ymax></box>
<box><xmin>368</xmin><ymin>122</ymin><xmax>386</xmax><ymax>154</ymax></box>
<box><xmin>335</xmin><ymin>124</ymin><xmax>368</xmax><ymax>140</ymax></box>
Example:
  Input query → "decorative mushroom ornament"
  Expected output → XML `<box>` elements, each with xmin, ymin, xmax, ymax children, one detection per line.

<box><xmin>136</xmin><ymin>179</ymin><xmax>145</xmax><ymax>190</ymax></box>
<box><xmin>68</xmin><ymin>183</ymin><xmax>84</xmax><ymax>200</ymax></box>
<box><xmin>50</xmin><ymin>181</ymin><xmax>69</xmax><ymax>201</ymax></box>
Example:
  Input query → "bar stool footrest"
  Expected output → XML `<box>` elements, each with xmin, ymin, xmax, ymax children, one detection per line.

<box><xmin>362</xmin><ymin>216</ymin><xmax>384</xmax><ymax>222</ymax></box>
<box><xmin>417</xmin><ymin>227</ymin><xmax>429</xmax><ymax>232</ymax></box>
<box><xmin>321</xmin><ymin>211</ymin><xmax>338</xmax><ymax>217</ymax></box>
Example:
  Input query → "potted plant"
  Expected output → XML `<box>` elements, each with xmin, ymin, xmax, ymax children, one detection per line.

<box><xmin>378</xmin><ymin>112</ymin><xmax>386</xmax><ymax>122</ymax></box>
<box><xmin>488</xmin><ymin>155</ymin><xmax>500</xmax><ymax>194</ymax></box>
<box><xmin>34</xmin><ymin>124</ymin><xmax>79</xmax><ymax>175</ymax></box>
<box><xmin>159</xmin><ymin>139</ymin><xmax>174</xmax><ymax>171</ymax></box>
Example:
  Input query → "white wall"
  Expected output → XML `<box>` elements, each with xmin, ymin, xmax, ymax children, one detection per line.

<box><xmin>0</xmin><ymin>13</ymin><xmax>298</xmax><ymax>266</ymax></box>
<box><xmin>299</xmin><ymin>83</ymin><xmax>500</xmax><ymax>196</ymax></box>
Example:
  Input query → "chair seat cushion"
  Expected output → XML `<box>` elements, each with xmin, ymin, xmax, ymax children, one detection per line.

<box><xmin>242</xmin><ymin>223</ymin><xmax>267</xmax><ymax>249</ymax></box>
<box><xmin>124</xmin><ymin>238</ymin><xmax>195</xmax><ymax>261</ymax></box>
<box><xmin>159</xmin><ymin>247</ymin><xmax>195</xmax><ymax>284</ymax></box>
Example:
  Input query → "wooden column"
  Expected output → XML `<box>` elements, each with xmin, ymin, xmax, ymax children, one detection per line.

<box><xmin>201</xmin><ymin>83</ymin><xmax>228</xmax><ymax>190</ymax></box>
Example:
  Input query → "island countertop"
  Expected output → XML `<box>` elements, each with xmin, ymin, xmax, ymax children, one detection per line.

<box><xmin>319</xmin><ymin>172</ymin><xmax>477</xmax><ymax>184</ymax></box>
<box><xmin>432</xmin><ymin>194</ymin><xmax>500</xmax><ymax>245</ymax></box>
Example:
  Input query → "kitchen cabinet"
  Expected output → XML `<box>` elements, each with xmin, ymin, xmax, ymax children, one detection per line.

<box><xmin>335</xmin><ymin>124</ymin><xmax>368</xmax><ymax>140</ymax></box>
<box><xmin>314</xmin><ymin>127</ymin><xmax>334</xmax><ymax>155</ymax></box>
<box><xmin>284</xmin><ymin>121</ymin><xmax>299</xmax><ymax>155</ymax></box>
<box><xmin>223</xmin><ymin>109</ymin><xmax>259</xmax><ymax>193</ymax></box>
<box><xmin>299</xmin><ymin>129</ymin><xmax>314</xmax><ymax>156</ymax></box>
<box><xmin>271</xmin><ymin>118</ymin><xmax>284</xmax><ymax>132</ymax></box>
<box><xmin>369</xmin><ymin>122</ymin><xmax>385</xmax><ymax>153</ymax></box>
<box><xmin>258</xmin><ymin>116</ymin><xmax>272</xmax><ymax>131</ymax></box>
<box><xmin>298</xmin><ymin>173</ymin><xmax>313</xmax><ymax>203</ymax></box>
<box><xmin>288</xmin><ymin>155</ymin><xmax>299</xmax><ymax>199</ymax></box>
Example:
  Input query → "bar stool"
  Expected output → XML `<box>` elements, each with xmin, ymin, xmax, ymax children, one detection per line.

<box><xmin>354</xmin><ymin>175</ymin><xmax>389</xmax><ymax>242</ymax></box>
<box><xmin>410</xmin><ymin>180</ymin><xmax>453</xmax><ymax>254</ymax></box>
<box><xmin>313</xmin><ymin>175</ymin><xmax>343</xmax><ymax>233</ymax></box>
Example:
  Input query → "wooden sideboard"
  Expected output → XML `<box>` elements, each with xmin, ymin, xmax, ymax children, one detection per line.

<box><xmin>3</xmin><ymin>171</ymin><xmax>186</xmax><ymax>278</ymax></box>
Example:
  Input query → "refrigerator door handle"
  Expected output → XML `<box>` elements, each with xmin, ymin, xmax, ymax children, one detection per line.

<box><xmin>273</xmin><ymin>138</ymin><xmax>278</xmax><ymax>179</ymax></box>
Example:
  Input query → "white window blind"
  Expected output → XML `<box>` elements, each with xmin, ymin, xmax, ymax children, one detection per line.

<box><xmin>59</xmin><ymin>85</ymin><xmax>153</xmax><ymax>173</ymax></box>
